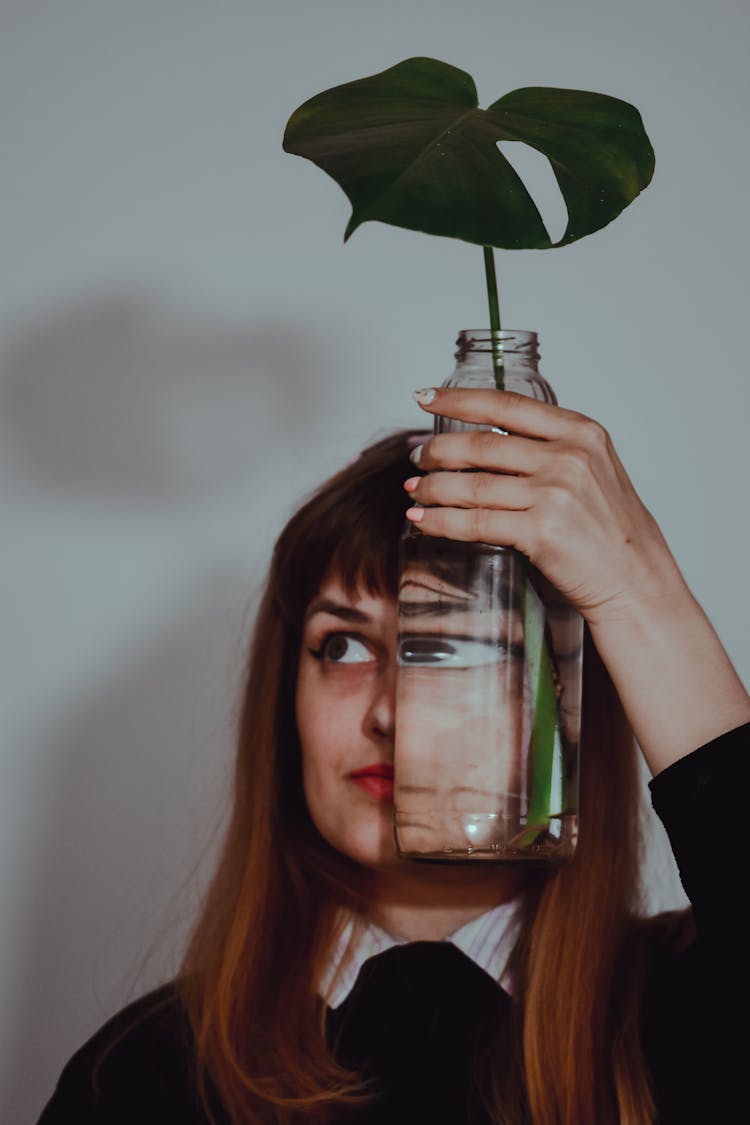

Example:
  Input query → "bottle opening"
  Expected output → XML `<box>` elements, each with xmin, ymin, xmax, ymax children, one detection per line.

<box><xmin>456</xmin><ymin>330</ymin><xmax>540</xmax><ymax>362</ymax></box>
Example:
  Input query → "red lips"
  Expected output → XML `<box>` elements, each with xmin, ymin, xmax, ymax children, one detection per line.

<box><xmin>350</xmin><ymin>762</ymin><xmax>394</xmax><ymax>802</ymax></box>
<box><xmin>350</xmin><ymin>762</ymin><xmax>394</xmax><ymax>780</ymax></box>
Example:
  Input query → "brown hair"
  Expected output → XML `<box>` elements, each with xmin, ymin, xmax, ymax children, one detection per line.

<box><xmin>178</xmin><ymin>429</ymin><xmax>675</xmax><ymax>1123</ymax></box>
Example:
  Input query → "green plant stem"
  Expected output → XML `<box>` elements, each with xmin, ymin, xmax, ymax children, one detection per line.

<box><xmin>483</xmin><ymin>246</ymin><xmax>561</xmax><ymax>846</ymax></box>
<box><xmin>483</xmin><ymin>246</ymin><xmax>504</xmax><ymax>389</ymax></box>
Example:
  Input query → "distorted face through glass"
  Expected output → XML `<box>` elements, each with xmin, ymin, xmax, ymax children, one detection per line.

<box><xmin>394</xmin><ymin>548</ymin><xmax>530</xmax><ymax>858</ymax></box>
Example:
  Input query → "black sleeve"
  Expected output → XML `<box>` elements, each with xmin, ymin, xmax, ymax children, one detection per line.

<box><xmin>648</xmin><ymin>720</ymin><xmax>750</xmax><ymax>956</ymax></box>
<box><xmin>35</xmin><ymin>986</ymin><xmax>211</xmax><ymax>1125</ymax></box>
<box><xmin>643</xmin><ymin>722</ymin><xmax>749</xmax><ymax>1122</ymax></box>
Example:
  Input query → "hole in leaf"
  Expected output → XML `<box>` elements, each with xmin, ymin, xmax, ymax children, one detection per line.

<box><xmin>496</xmin><ymin>141</ymin><xmax>569</xmax><ymax>244</ymax></box>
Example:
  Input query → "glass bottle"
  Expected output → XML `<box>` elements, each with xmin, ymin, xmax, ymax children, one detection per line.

<box><xmin>394</xmin><ymin>330</ymin><xmax>583</xmax><ymax>865</ymax></box>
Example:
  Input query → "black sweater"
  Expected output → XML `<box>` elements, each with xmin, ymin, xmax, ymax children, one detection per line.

<box><xmin>36</xmin><ymin>724</ymin><xmax>750</xmax><ymax>1124</ymax></box>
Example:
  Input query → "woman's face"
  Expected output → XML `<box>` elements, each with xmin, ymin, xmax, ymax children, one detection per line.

<box><xmin>296</xmin><ymin>574</ymin><xmax>399</xmax><ymax>869</ymax></box>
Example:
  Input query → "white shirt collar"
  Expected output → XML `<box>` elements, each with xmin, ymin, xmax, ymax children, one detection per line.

<box><xmin>319</xmin><ymin>898</ymin><xmax>522</xmax><ymax>1010</ymax></box>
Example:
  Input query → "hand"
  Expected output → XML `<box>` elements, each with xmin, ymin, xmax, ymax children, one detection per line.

<box><xmin>405</xmin><ymin>386</ymin><xmax>691</xmax><ymax>627</ymax></box>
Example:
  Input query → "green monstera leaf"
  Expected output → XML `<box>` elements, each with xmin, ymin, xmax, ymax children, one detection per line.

<box><xmin>283</xmin><ymin>56</ymin><xmax>654</xmax><ymax>249</ymax></box>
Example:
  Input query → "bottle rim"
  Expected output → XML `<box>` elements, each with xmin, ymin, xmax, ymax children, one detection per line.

<box><xmin>455</xmin><ymin>329</ymin><xmax>539</xmax><ymax>357</ymax></box>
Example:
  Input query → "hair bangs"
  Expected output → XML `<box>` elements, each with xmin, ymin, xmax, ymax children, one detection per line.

<box><xmin>271</xmin><ymin>430</ymin><xmax>425</xmax><ymax>623</ymax></box>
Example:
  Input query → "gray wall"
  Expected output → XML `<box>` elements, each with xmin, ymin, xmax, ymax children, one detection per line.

<box><xmin>2</xmin><ymin>2</ymin><xmax>748</xmax><ymax>1120</ymax></box>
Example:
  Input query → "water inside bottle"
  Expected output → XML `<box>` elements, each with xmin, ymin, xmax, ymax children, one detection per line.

<box><xmin>394</xmin><ymin>533</ymin><xmax>582</xmax><ymax>864</ymax></box>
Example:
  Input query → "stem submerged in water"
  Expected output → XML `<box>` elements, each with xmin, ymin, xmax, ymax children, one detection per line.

<box><xmin>483</xmin><ymin>246</ymin><xmax>504</xmax><ymax>389</ymax></box>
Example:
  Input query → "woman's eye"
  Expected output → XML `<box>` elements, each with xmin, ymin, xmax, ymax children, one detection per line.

<box><xmin>398</xmin><ymin>635</ymin><xmax>524</xmax><ymax>668</ymax></box>
<box><xmin>320</xmin><ymin>634</ymin><xmax>374</xmax><ymax>664</ymax></box>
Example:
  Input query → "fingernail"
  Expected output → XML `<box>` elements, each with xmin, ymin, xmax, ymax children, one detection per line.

<box><xmin>413</xmin><ymin>387</ymin><xmax>437</xmax><ymax>405</ymax></box>
<box><xmin>403</xmin><ymin>476</ymin><xmax>420</xmax><ymax>493</ymax></box>
<box><xmin>409</xmin><ymin>444</ymin><xmax>422</xmax><ymax>465</ymax></box>
<box><xmin>405</xmin><ymin>506</ymin><xmax>425</xmax><ymax>522</ymax></box>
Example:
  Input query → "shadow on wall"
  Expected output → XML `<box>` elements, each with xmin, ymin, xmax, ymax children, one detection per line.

<box><xmin>1</xmin><ymin>291</ymin><xmax>345</xmax><ymax>504</ymax></box>
<box><xmin>9</xmin><ymin>585</ymin><xmax>245</xmax><ymax>1124</ymax></box>
<box><xmin>0</xmin><ymin>292</ymin><xmax>350</xmax><ymax>1123</ymax></box>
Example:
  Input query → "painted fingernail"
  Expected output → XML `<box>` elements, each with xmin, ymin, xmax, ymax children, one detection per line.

<box><xmin>413</xmin><ymin>387</ymin><xmax>437</xmax><ymax>405</ymax></box>
<box><xmin>405</xmin><ymin>506</ymin><xmax>425</xmax><ymax>522</ymax></box>
<box><xmin>403</xmin><ymin>476</ymin><xmax>420</xmax><ymax>493</ymax></box>
<box><xmin>409</xmin><ymin>444</ymin><xmax>423</xmax><ymax>465</ymax></box>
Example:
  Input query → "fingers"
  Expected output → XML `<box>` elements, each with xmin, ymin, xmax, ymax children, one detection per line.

<box><xmin>404</xmin><ymin>388</ymin><xmax>613</xmax><ymax>561</ymax></box>
<box><xmin>413</xmin><ymin>385</ymin><xmax>598</xmax><ymax>443</ymax></box>
<box><xmin>405</xmin><ymin>503</ymin><xmax>530</xmax><ymax>550</ymax></box>
<box><xmin>405</xmin><ymin>470</ymin><xmax>532</xmax><ymax>512</ymax></box>
<box><xmin>411</xmin><ymin>429</ymin><xmax>544</xmax><ymax>475</ymax></box>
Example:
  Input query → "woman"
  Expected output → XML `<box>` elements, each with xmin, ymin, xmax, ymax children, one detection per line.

<box><xmin>38</xmin><ymin>386</ymin><xmax>750</xmax><ymax>1124</ymax></box>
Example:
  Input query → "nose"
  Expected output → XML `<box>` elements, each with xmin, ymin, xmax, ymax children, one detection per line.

<box><xmin>364</xmin><ymin>660</ymin><xmax>396</xmax><ymax>741</ymax></box>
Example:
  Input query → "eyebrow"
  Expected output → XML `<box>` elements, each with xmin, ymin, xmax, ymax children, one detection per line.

<box><xmin>304</xmin><ymin>598</ymin><xmax>372</xmax><ymax>626</ymax></box>
<box><xmin>400</xmin><ymin>578</ymin><xmax>472</xmax><ymax>601</ymax></box>
<box><xmin>400</xmin><ymin>578</ymin><xmax>520</xmax><ymax>613</ymax></box>
<box><xmin>399</xmin><ymin>599</ymin><xmax>484</xmax><ymax>619</ymax></box>
<box><xmin>399</xmin><ymin>597</ymin><xmax>522</xmax><ymax>618</ymax></box>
